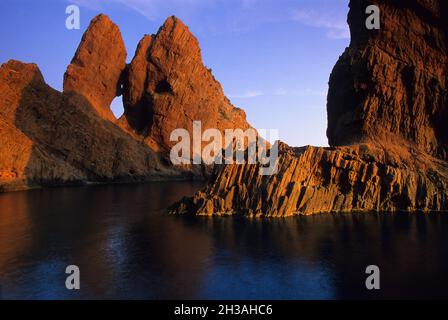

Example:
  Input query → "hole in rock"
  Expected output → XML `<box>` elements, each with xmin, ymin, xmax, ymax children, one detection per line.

<box><xmin>111</xmin><ymin>96</ymin><xmax>125</xmax><ymax>119</ymax></box>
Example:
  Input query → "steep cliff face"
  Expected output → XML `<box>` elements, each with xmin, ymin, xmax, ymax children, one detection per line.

<box><xmin>327</xmin><ymin>0</ymin><xmax>448</xmax><ymax>160</ymax></box>
<box><xmin>120</xmin><ymin>16</ymin><xmax>252</xmax><ymax>152</ymax></box>
<box><xmin>64</xmin><ymin>14</ymin><xmax>127</xmax><ymax>121</ymax></box>
<box><xmin>172</xmin><ymin>0</ymin><xmax>448</xmax><ymax>216</ymax></box>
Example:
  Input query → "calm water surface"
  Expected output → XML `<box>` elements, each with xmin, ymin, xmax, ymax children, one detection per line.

<box><xmin>0</xmin><ymin>182</ymin><xmax>447</xmax><ymax>299</ymax></box>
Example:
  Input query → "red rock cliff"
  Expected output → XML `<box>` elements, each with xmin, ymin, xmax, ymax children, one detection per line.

<box><xmin>327</xmin><ymin>0</ymin><xmax>448</xmax><ymax>160</ymax></box>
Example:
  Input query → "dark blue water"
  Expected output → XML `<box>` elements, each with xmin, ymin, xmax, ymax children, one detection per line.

<box><xmin>1</xmin><ymin>182</ymin><xmax>448</xmax><ymax>299</ymax></box>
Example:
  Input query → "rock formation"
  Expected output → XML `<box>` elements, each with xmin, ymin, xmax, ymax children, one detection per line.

<box><xmin>172</xmin><ymin>0</ymin><xmax>448</xmax><ymax>216</ymax></box>
<box><xmin>64</xmin><ymin>14</ymin><xmax>126</xmax><ymax>121</ymax></box>
<box><xmin>0</xmin><ymin>60</ymin><xmax>178</xmax><ymax>192</ymax></box>
<box><xmin>327</xmin><ymin>0</ymin><xmax>448</xmax><ymax>160</ymax></box>
<box><xmin>1</xmin><ymin>15</ymin><xmax>252</xmax><ymax>192</ymax></box>
<box><xmin>120</xmin><ymin>16</ymin><xmax>252</xmax><ymax>152</ymax></box>
<box><xmin>173</xmin><ymin>142</ymin><xmax>447</xmax><ymax>216</ymax></box>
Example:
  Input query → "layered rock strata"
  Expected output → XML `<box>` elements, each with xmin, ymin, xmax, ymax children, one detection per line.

<box><xmin>173</xmin><ymin>142</ymin><xmax>447</xmax><ymax>216</ymax></box>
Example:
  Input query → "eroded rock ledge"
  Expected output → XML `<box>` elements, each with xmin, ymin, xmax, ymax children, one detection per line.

<box><xmin>173</xmin><ymin>142</ymin><xmax>447</xmax><ymax>216</ymax></box>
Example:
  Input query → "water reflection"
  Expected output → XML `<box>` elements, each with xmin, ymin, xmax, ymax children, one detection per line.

<box><xmin>0</xmin><ymin>182</ymin><xmax>447</xmax><ymax>299</ymax></box>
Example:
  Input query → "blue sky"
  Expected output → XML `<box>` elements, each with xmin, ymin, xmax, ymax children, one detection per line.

<box><xmin>0</xmin><ymin>0</ymin><xmax>350</xmax><ymax>147</ymax></box>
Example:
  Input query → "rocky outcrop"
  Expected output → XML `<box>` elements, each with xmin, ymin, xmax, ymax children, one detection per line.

<box><xmin>0</xmin><ymin>14</ymin><xmax>253</xmax><ymax>192</ymax></box>
<box><xmin>64</xmin><ymin>14</ymin><xmax>126</xmax><ymax>121</ymax></box>
<box><xmin>327</xmin><ymin>0</ymin><xmax>448</xmax><ymax>160</ymax></box>
<box><xmin>120</xmin><ymin>16</ymin><xmax>252</xmax><ymax>152</ymax></box>
<box><xmin>172</xmin><ymin>0</ymin><xmax>448</xmax><ymax>216</ymax></box>
<box><xmin>0</xmin><ymin>60</ymin><xmax>183</xmax><ymax>192</ymax></box>
<box><xmin>173</xmin><ymin>142</ymin><xmax>447</xmax><ymax>216</ymax></box>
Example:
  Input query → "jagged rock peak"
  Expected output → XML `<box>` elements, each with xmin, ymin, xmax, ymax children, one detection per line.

<box><xmin>155</xmin><ymin>15</ymin><xmax>202</xmax><ymax>59</ymax></box>
<box><xmin>121</xmin><ymin>15</ymin><xmax>252</xmax><ymax>152</ymax></box>
<box><xmin>64</xmin><ymin>14</ymin><xmax>127</xmax><ymax>121</ymax></box>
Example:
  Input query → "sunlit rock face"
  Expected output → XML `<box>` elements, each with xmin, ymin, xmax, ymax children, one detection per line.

<box><xmin>120</xmin><ymin>16</ymin><xmax>252</xmax><ymax>153</ymax></box>
<box><xmin>172</xmin><ymin>142</ymin><xmax>447</xmax><ymax>216</ymax></box>
<box><xmin>64</xmin><ymin>14</ymin><xmax>127</xmax><ymax>122</ymax></box>
<box><xmin>172</xmin><ymin>0</ymin><xmax>448</xmax><ymax>216</ymax></box>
